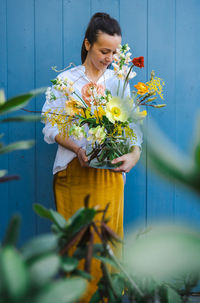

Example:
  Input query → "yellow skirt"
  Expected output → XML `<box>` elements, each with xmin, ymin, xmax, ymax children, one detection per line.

<box><xmin>53</xmin><ymin>157</ymin><xmax>124</xmax><ymax>302</ymax></box>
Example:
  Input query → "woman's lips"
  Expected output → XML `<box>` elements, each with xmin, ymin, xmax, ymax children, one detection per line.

<box><xmin>101</xmin><ymin>62</ymin><xmax>109</xmax><ymax>67</ymax></box>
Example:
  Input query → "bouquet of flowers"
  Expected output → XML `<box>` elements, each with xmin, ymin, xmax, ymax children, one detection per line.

<box><xmin>44</xmin><ymin>44</ymin><xmax>166</xmax><ymax>169</ymax></box>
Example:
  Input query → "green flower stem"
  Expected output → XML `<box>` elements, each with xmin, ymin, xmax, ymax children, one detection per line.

<box><xmin>122</xmin><ymin>64</ymin><xmax>134</xmax><ymax>98</ymax></box>
<box><xmin>117</xmin><ymin>79</ymin><xmax>120</xmax><ymax>96</ymax></box>
<box><xmin>106</xmin><ymin>244</ymin><xmax>144</xmax><ymax>297</ymax></box>
<box><xmin>73</xmin><ymin>91</ymin><xmax>87</xmax><ymax>108</ymax></box>
<box><xmin>101</xmin><ymin>261</ymin><xmax>118</xmax><ymax>300</ymax></box>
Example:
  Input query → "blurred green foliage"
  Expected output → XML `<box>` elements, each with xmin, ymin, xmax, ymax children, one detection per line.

<box><xmin>143</xmin><ymin>118</ymin><xmax>200</xmax><ymax>195</ymax></box>
<box><xmin>0</xmin><ymin>88</ymin><xmax>45</xmax><ymax>182</ymax></box>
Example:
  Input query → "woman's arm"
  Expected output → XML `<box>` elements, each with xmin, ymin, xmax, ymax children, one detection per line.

<box><xmin>55</xmin><ymin>134</ymin><xmax>88</xmax><ymax>167</ymax></box>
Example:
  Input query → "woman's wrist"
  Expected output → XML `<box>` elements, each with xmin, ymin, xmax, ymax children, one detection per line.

<box><xmin>131</xmin><ymin>145</ymin><xmax>141</xmax><ymax>159</ymax></box>
<box><xmin>75</xmin><ymin>146</ymin><xmax>82</xmax><ymax>155</ymax></box>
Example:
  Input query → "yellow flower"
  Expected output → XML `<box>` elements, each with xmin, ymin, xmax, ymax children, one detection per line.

<box><xmin>106</xmin><ymin>97</ymin><xmax>128</xmax><ymax>124</ymax></box>
<box><xmin>131</xmin><ymin>107</ymin><xmax>147</xmax><ymax>121</ymax></box>
<box><xmin>85</xmin><ymin>107</ymin><xmax>92</xmax><ymax>119</ymax></box>
<box><xmin>65</xmin><ymin>97</ymin><xmax>84</xmax><ymax>116</ymax></box>
<box><xmin>146</xmin><ymin>77</ymin><xmax>165</xmax><ymax>99</ymax></box>
<box><xmin>112</xmin><ymin>123</ymin><xmax>123</xmax><ymax>136</ymax></box>
<box><xmin>139</xmin><ymin>110</ymin><xmax>147</xmax><ymax>118</ymax></box>
<box><xmin>94</xmin><ymin>106</ymin><xmax>106</xmax><ymax>122</ymax></box>
<box><xmin>134</xmin><ymin>82</ymin><xmax>149</xmax><ymax>95</ymax></box>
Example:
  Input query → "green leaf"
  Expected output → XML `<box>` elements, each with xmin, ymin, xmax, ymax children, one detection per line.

<box><xmin>2</xmin><ymin>215</ymin><xmax>21</xmax><ymax>247</ymax></box>
<box><xmin>33</xmin><ymin>204</ymin><xmax>67</xmax><ymax>229</ymax></box>
<box><xmin>33</xmin><ymin>278</ymin><xmax>87</xmax><ymax>303</ymax></box>
<box><xmin>0</xmin><ymin>114</ymin><xmax>41</xmax><ymax>123</ymax></box>
<box><xmin>73</xmin><ymin>246</ymin><xmax>87</xmax><ymax>259</ymax></box>
<box><xmin>167</xmin><ymin>286</ymin><xmax>182</xmax><ymax>303</ymax></box>
<box><xmin>65</xmin><ymin>208</ymin><xmax>97</xmax><ymax>237</ymax></box>
<box><xmin>111</xmin><ymin>274</ymin><xmax>124</xmax><ymax>297</ymax></box>
<box><xmin>94</xmin><ymin>255</ymin><xmax>118</xmax><ymax>269</ymax></box>
<box><xmin>73</xmin><ymin>269</ymin><xmax>92</xmax><ymax>280</ymax></box>
<box><xmin>0</xmin><ymin>247</ymin><xmax>29</xmax><ymax>300</ymax></box>
<box><xmin>125</xmin><ymin>224</ymin><xmax>200</xmax><ymax>282</ymax></box>
<box><xmin>90</xmin><ymin>290</ymin><xmax>101</xmax><ymax>303</ymax></box>
<box><xmin>49</xmin><ymin>209</ymin><xmax>67</xmax><ymax>229</ymax></box>
<box><xmin>194</xmin><ymin>143</ymin><xmax>200</xmax><ymax>168</ymax></box>
<box><xmin>0</xmin><ymin>87</ymin><xmax>46</xmax><ymax>115</ymax></box>
<box><xmin>33</xmin><ymin>204</ymin><xmax>54</xmax><ymax>221</ymax></box>
<box><xmin>22</xmin><ymin>234</ymin><xmax>58</xmax><ymax>260</ymax></box>
<box><xmin>29</xmin><ymin>254</ymin><xmax>60</xmax><ymax>285</ymax></box>
<box><xmin>143</xmin><ymin>120</ymin><xmax>198</xmax><ymax>192</ymax></box>
<box><xmin>61</xmin><ymin>257</ymin><xmax>78</xmax><ymax>272</ymax></box>
<box><xmin>0</xmin><ymin>140</ymin><xmax>35</xmax><ymax>154</ymax></box>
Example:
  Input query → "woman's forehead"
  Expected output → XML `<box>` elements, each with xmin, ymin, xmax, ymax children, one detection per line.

<box><xmin>95</xmin><ymin>32</ymin><xmax>121</xmax><ymax>49</ymax></box>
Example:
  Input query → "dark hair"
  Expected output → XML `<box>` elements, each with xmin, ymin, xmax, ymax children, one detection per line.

<box><xmin>81</xmin><ymin>12</ymin><xmax>122</xmax><ymax>64</ymax></box>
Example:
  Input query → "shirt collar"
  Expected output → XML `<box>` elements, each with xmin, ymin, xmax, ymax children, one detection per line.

<box><xmin>77</xmin><ymin>65</ymin><xmax>113</xmax><ymax>83</ymax></box>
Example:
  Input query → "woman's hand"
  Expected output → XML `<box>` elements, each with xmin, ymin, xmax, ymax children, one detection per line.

<box><xmin>77</xmin><ymin>147</ymin><xmax>89</xmax><ymax>167</ymax></box>
<box><xmin>111</xmin><ymin>146</ymin><xmax>141</xmax><ymax>173</ymax></box>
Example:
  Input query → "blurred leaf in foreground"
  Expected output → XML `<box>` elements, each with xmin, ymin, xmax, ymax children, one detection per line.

<box><xmin>143</xmin><ymin>116</ymin><xmax>200</xmax><ymax>195</ymax></box>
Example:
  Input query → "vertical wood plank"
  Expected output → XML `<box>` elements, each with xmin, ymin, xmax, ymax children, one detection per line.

<box><xmin>6</xmin><ymin>0</ymin><xmax>36</xmax><ymax>243</ymax></box>
<box><xmin>174</xmin><ymin>0</ymin><xmax>200</xmax><ymax>225</ymax></box>
<box><xmin>63</xmin><ymin>0</ymin><xmax>91</xmax><ymax>65</ymax></box>
<box><xmin>35</xmin><ymin>0</ymin><xmax>63</xmax><ymax>234</ymax></box>
<box><xmin>147</xmin><ymin>0</ymin><xmax>176</xmax><ymax>224</ymax></box>
<box><xmin>91</xmin><ymin>0</ymin><xmax>119</xmax><ymax>19</ymax></box>
<box><xmin>120</xmin><ymin>0</ymin><xmax>147</xmax><ymax>229</ymax></box>
<box><xmin>0</xmin><ymin>0</ymin><xmax>9</xmax><ymax>239</ymax></box>
<box><xmin>1</xmin><ymin>0</ymin><xmax>200</xmax><ymax>243</ymax></box>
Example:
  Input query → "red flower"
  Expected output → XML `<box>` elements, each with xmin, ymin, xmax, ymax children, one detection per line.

<box><xmin>132</xmin><ymin>56</ymin><xmax>144</xmax><ymax>68</ymax></box>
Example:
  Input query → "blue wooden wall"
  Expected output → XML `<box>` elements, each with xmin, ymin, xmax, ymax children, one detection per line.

<box><xmin>1</xmin><ymin>0</ymin><xmax>200</xmax><ymax>243</ymax></box>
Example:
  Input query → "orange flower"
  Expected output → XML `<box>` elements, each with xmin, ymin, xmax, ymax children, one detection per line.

<box><xmin>81</xmin><ymin>82</ymin><xmax>105</xmax><ymax>106</ymax></box>
<box><xmin>134</xmin><ymin>82</ymin><xmax>149</xmax><ymax>95</ymax></box>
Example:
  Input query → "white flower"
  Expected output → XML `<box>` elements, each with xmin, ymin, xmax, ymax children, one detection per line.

<box><xmin>128</xmin><ymin>71</ymin><xmax>137</xmax><ymax>80</ymax></box>
<box><xmin>54</xmin><ymin>77</ymin><xmax>75</xmax><ymax>97</ymax></box>
<box><xmin>45</xmin><ymin>87</ymin><xmax>55</xmax><ymax>104</ymax></box>
<box><xmin>113</xmin><ymin>54</ymin><xmax>120</xmax><ymax>62</ymax></box>
<box><xmin>87</xmin><ymin>126</ymin><xmax>107</xmax><ymax>144</ymax></box>
<box><xmin>120</xmin><ymin>53</ymin><xmax>125</xmax><ymax>59</ymax></box>
<box><xmin>112</xmin><ymin>62</ymin><xmax>119</xmax><ymax>71</ymax></box>
<box><xmin>69</xmin><ymin>125</ymin><xmax>86</xmax><ymax>140</ymax></box>
<box><xmin>124</xmin><ymin>44</ymin><xmax>130</xmax><ymax>51</ymax></box>
<box><xmin>45</xmin><ymin>87</ymin><xmax>51</xmax><ymax>98</ymax></box>
<box><xmin>125</xmin><ymin>52</ymin><xmax>132</xmax><ymax>64</ymax></box>
<box><xmin>105</xmin><ymin>97</ymin><xmax>129</xmax><ymax>123</ymax></box>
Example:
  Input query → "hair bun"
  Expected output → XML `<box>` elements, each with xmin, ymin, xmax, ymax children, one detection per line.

<box><xmin>92</xmin><ymin>12</ymin><xmax>110</xmax><ymax>20</ymax></box>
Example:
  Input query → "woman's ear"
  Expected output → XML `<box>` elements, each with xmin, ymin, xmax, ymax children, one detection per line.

<box><xmin>84</xmin><ymin>38</ymin><xmax>91</xmax><ymax>51</ymax></box>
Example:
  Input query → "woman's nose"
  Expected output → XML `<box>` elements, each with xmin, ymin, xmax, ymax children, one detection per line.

<box><xmin>105</xmin><ymin>54</ymin><xmax>113</xmax><ymax>63</ymax></box>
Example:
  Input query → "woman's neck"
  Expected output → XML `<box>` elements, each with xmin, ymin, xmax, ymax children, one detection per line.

<box><xmin>83</xmin><ymin>59</ymin><xmax>105</xmax><ymax>83</ymax></box>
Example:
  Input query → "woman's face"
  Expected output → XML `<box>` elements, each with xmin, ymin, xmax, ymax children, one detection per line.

<box><xmin>85</xmin><ymin>32</ymin><xmax>122</xmax><ymax>71</ymax></box>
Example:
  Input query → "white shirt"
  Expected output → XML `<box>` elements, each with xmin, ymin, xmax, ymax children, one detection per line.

<box><xmin>42</xmin><ymin>65</ymin><xmax>143</xmax><ymax>175</ymax></box>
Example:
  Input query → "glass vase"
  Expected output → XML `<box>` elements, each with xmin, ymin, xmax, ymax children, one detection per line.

<box><xmin>86</xmin><ymin>136</ymin><xmax>131</xmax><ymax>169</ymax></box>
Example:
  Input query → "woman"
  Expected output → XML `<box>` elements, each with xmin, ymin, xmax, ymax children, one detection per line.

<box><xmin>42</xmin><ymin>12</ymin><xmax>142</xmax><ymax>302</ymax></box>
